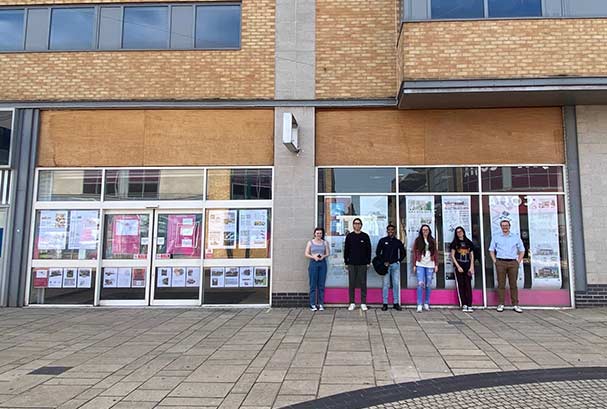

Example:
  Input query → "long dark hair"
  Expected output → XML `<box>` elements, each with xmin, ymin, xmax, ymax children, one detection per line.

<box><xmin>450</xmin><ymin>226</ymin><xmax>473</xmax><ymax>249</ymax></box>
<box><xmin>414</xmin><ymin>224</ymin><xmax>436</xmax><ymax>255</ymax></box>
<box><xmin>313</xmin><ymin>227</ymin><xmax>325</xmax><ymax>240</ymax></box>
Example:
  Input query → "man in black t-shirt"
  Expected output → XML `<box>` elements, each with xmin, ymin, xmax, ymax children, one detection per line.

<box><xmin>344</xmin><ymin>218</ymin><xmax>371</xmax><ymax>311</ymax></box>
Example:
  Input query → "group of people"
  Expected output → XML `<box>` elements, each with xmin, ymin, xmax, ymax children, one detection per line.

<box><xmin>305</xmin><ymin>219</ymin><xmax>525</xmax><ymax>313</ymax></box>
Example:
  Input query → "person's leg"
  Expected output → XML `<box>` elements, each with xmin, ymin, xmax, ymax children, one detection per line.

<box><xmin>360</xmin><ymin>265</ymin><xmax>367</xmax><ymax>304</ymax></box>
<box><xmin>348</xmin><ymin>265</ymin><xmax>356</xmax><ymax>304</ymax></box>
<box><xmin>318</xmin><ymin>260</ymin><xmax>327</xmax><ymax>306</ymax></box>
<box><xmin>391</xmin><ymin>263</ymin><xmax>401</xmax><ymax>305</ymax></box>
<box><xmin>416</xmin><ymin>267</ymin><xmax>425</xmax><ymax>306</ymax></box>
<box><xmin>424</xmin><ymin>267</ymin><xmax>433</xmax><ymax>305</ymax></box>
<box><xmin>506</xmin><ymin>261</ymin><xmax>519</xmax><ymax>306</ymax></box>
<box><xmin>456</xmin><ymin>271</ymin><xmax>466</xmax><ymax>307</ymax></box>
<box><xmin>382</xmin><ymin>270</ymin><xmax>390</xmax><ymax>304</ymax></box>
<box><xmin>309</xmin><ymin>262</ymin><xmax>318</xmax><ymax>307</ymax></box>
<box><xmin>496</xmin><ymin>260</ymin><xmax>507</xmax><ymax>305</ymax></box>
<box><xmin>464</xmin><ymin>266</ymin><xmax>473</xmax><ymax>307</ymax></box>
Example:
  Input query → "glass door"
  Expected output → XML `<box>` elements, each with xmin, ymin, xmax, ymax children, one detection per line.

<box><xmin>151</xmin><ymin>211</ymin><xmax>203</xmax><ymax>305</ymax></box>
<box><xmin>99</xmin><ymin>210</ymin><xmax>152</xmax><ymax>306</ymax></box>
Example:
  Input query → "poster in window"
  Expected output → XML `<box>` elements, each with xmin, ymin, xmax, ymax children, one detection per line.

<box><xmin>489</xmin><ymin>196</ymin><xmax>524</xmax><ymax>287</ymax></box>
<box><xmin>238</xmin><ymin>210</ymin><xmax>267</xmax><ymax>249</ymax></box>
<box><xmin>172</xmin><ymin>267</ymin><xmax>186</xmax><ymax>287</ymax></box>
<box><xmin>103</xmin><ymin>267</ymin><xmax>118</xmax><ymax>288</ymax></box>
<box><xmin>33</xmin><ymin>269</ymin><xmax>49</xmax><ymax>288</ymax></box>
<box><xmin>166</xmin><ymin>215</ymin><xmax>200</xmax><ymax>257</ymax></box>
<box><xmin>207</xmin><ymin>210</ymin><xmax>237</xmax><ymax>249</ymax></box>
<box><xmin>117</xmin><ymin>268</ymin><xmax>132</xmax><ymax>288</ymax></box>
<box><xmin>359</xmin><ymin>196</ymin><xmax>389</xmax><ymax>288</ymax></box>
<box><xmin>77</xmin><ymin>268</ymin><xmax>92</xmax><ymax>288</ymax></box>
<box><xmin>68</xmin><ymin>210</ymin><xmax>99</xmax><ymax>250</ymax></box>
<box><xmin>528</xmin><ymin>195</ymin><xmax>562</xmax><ymax>289</ymax></box>
<box><xmin>157</xmin><ymin>267</ymin><xmax>172</xmax><ymax>288</ymax></box>
<box><xmin>112</xmin><ymin>215</ymin><xmax>141</xmax><ymax>255</ymax></box>
<box><xmin>405</xmin><ymin>196</ymin><xmax>435</xmax><ymax>289</ymax></box>
<box><xmin>62</xmin><ymin>268</ymin><xmax>77</xmax><ymax>288</ymax></box>
<box><xmin>224</xmin><ymin>267</ymin><xmax>239</xmax><ymax>287</ymax></box>
<box><xmin>185</xmin><ymin>267</ymin><xmax>200</xmax><ymax>287</ymax></box>
<box><xmin>254</xmin><ymin>267</ymin><xmax>268</xmax><ymax>287</ymax></box>
<box><xmin>441</xmin><ymin>196</ymin><xmax>472</xmax><ymax>289</ymax></box>
<box><xmin>239</xmin><ymin>267</ymin><xmax>254</xmax><ymax>287</ymax></box>
<box><xmin>38</xmin><ymin>210</ymin><xmax>68</xmax><ymax>250</ymax></box>
<box><xmin>210</xmin><ymin>267</ymin><xmax>225</xmax><ymax>288</ymax></box>
<box><xmin>48</xmin><ymin>268</ymin><xmax>64</xmax><ymax>288</ymax></box>
<box><xmin>132</xmin><ymin>268</ymin><xmax>146</xmax><ymax>288</ymax></box>
<box><xmin>324</xmin><ymin>197</ymin><xmax>351</xmax><ymax>288</ymax></box>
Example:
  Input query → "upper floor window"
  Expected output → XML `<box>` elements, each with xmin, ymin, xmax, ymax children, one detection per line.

<box><xmin>196</xmin><ymin>5</ymin><xmax>241</xmax><ymax>49</ymax></box>
<box><xmin>50</xmin><ymin>8</ymin><xmax>95</xmax><ymax>50</ymax></box>
<box><xmin>123</xmin><ymin>6</ymin><xmax>169</xmax><ymax>49</ymax></box>
<box><xmin>0</xmin><ymin>111</ymin><xmax>13</xmax><ymax>166</ymax></box>
<box><xmin>488</xmin><ymin>0</ymin><xmax>541</xmax><ymax>18</ymax></box>
<box><xmin>0</xmin><ymin>9</ymin><xmax>24</xmax><ymax>51</ymax></box>
<box><xmin>431</xmin><ymin>0</ymin><xmax>484</xmax><ymax>19</ymax></box>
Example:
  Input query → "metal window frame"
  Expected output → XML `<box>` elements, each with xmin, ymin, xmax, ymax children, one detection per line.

<box><xmin>0</xmin><ymin>108</ymin><xmax>15</xmax><ymax>170</ymax></box>
<box><xmin>48</xmin><ymin>6</ymin><xmax>98</xmax><ymax>51</ymax></box>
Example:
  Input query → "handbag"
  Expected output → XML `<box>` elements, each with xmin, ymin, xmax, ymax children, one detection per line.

<box><xmin>372</xmin><ymin>255</ymin><xmax>389</xmax><ymax>276</ymax></box>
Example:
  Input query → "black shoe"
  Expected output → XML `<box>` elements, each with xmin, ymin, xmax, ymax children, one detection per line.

<box><xmin>393</xmin><ymin>304</ymin><xmax>402</xmax><ymax>311</ymax></box>
<box><xmin>381</xmin><ymin>304</ymin><xmax>388</xmax><ymax>311</ymax></box>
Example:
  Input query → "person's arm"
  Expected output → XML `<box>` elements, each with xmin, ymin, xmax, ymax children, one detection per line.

<box><xmin>517</xmin><ymin>238</ymin><xmax>525</xmax><ymax>264</ymax></box>
<box><xmin>488</xmin><ymin>239</ymin><xmax>497</xmax><ymax>264</ymax></box>
<box><xmin>412</xmin><ymin>247</ymin><xmax>417</xmax><ymax>272</ymax></box>
<box><xmin>375</xmin><ymin>239</ymin><xmax>382</xmax><ymax>258</ymax></box>
<box><xmin>304</xmin><ymin>241</ymin><xmax>315</xmax><ymax>260</ymax></box>
<box><xmin>398</xmin><ymin>241</ymin><xmax>406</xmax><ymax>263</ymax></box>
<box><xmin>343</xmin><ymin>234</ymin><xmax>350</xmax><ymax>265</ymax></box>
<box><xmin>365</xmin><ymin>233</ymin><xmax>372</xmax><ymax>265</ymax></box>
<box><xmin>469</xmin><ymin>244</ymin><xmax>475</xmax><ymax>273</ymax></box>
<box><xmin>321</xmin><ymin>241</ymin><xmax>330</xmax><ymax>260</ymax></box>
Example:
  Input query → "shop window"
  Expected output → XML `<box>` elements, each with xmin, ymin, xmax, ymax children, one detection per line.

<box><xmin>488</xmin><ymin>0</ymin><xmax>541</xmax><ymax>17</ymax></box>
<box><xmin>0</xmin><ymin>111</ymin><xmax>13</xmax><ymax>166</ymax></box>
<box><xmin>38</xmin><ymin>170</ymin><xmax>103</xmax><ymax>201</ymax></box>
<box><xmin>195</xmin><ymin>4</ymin><xmax>241</xmax><ymax>49</ymax></box>
<box><xmin>29</xmin><ymin>267</ymin><xmax>96</xmax><ymax>305</ymax></box>
<box><xmin>318</xmin><ymin>168</ymin><xmax>396</xmax><ymax>194</ymax></box>
<box><xmin>155</xmin><ymin>214</ymin><xmax>202</xmax><ymax>260</ymax></box>
<box><xmin>33</xmin><ymin>210</ymin><xmax>100</xmax><ymax>260</ymax></box>
<box><xmin>431</xmin><ymin>0</ymin><xmax>484</xmax><ymax>19</ymax></box>
<box><xmin>0</xmin><ymin>9</ymin><xmax>24</xmax><ymax>51</ymax></box>
<box><xmin>399</xmin><ymin>167</ymin><xmax>478</xmax><ymax>193</ymax></box>
<box><xmin>122</xmin><ymin>6</ymin><xmax>169</xmax><ymax>49</ymax></box>
<box><xmin>50</xmin><ymin>8</ymin><xmax>95</xmax><ymax>50</ymax></box>
<box><xmin>481</xmin><ymin>166</ymin><xmax>564</xmax><ymax>192</ymax></box>
<box><xmin>105</xmin><ymin>169</ymin><xmax>204</xmax><ymax>200</ymax></box>
<box><xmin>207</xmin><ymin>168</ymin><xmax>272</xmax><ymax>200</ymax></box>
<box><xmin>103</xmin><ymin>214</ymin><xmax>150</xmax><ymax>259</ymax></box>
<box><xmin>203</xmin><ymin>266</ymin><xmax>269</xmax><ymax>304</ymax></box>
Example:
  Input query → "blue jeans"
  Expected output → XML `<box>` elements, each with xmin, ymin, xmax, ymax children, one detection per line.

<box><xmin>309</xmin><ymin>260</ymin><xmax>327</xmax><ymax>306</ymax></box>
<box><xmin>382</xmin><ymin>262</ymin><xmax>401</xmax><ymax>304</ymax></box>
<box><xmin>416</xmin><ymin>266</ymin><xmax>434</xmax><ymax>305</ymax></box>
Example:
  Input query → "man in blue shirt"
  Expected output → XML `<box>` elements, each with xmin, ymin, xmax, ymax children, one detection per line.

<box><xmin>489</xmin><ymin>220</ymin><xmax>525</xmax><ymax>313</ymax></box>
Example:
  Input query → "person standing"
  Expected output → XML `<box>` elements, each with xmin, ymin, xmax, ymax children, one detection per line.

<box><xmin>489</xmin><ymin>220</ymin><xmax>525</xmax><ymax>313</ymax></box>
<box><xmin>376</xmin><ymin>224</ymin><xmax>406</xmax><ymax>311</ymax></box>
<box><xmin>413</xmin><ymin>224</ymin><xmax>438</xmax><ymax>313</ymax></box>
<box><xmin>450</xmin><ymin>226</ymin><xmax>475</xmax><ymax>312</ymax></box>
<box><xmin>305</xmin><ymin>227</ymin><xmax>330</xmax><ymax>311</ymax></box>
<box><xmin>344</xmin><ymin>218</ymin><xmax>372</xmax><ymax>311</ymax></box>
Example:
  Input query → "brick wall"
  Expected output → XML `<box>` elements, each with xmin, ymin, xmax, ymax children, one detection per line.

<box><xmin>272</xmin><ymin>293</ymin><xmax>309</xmax><ymax>308</ymax></box>
<box><xmin>0</xmin><ymin>0</ymin><xmax>274</xmax><ymax>101</ymax></box>
<box><xmin>316</xmin><ymin>0</ymin><xmax>399</xmax><ymax>99</ymax></box>
<box><xmin>400</xmin><ymin>19</ymin><xmax>607</xmax><ymax>81</ymax></box>
<box><xmin>575</xmin><ymin>285</ymin><xmax>607</xmax><ymax>307</ymax></box>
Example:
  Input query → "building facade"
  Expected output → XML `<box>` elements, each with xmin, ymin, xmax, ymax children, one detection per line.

<box><xmin>0</xmin><ymin>0</ymin><xmax>605</xmax><ymax>307</ymax></box>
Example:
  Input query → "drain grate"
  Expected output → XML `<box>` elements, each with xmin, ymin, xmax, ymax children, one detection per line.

<box><xmin>29</xmin><ymin>366</ymin><xmax>72</xmax><ymax>375</ymax></box>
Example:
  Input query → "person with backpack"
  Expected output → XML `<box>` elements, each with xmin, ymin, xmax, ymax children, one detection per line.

<box><xmin>376</xmin><ymin>224</ymin><xmax>406</xmax><ymax>311</ymax></box>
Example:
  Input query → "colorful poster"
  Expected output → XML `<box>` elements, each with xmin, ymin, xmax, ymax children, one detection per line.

<box><xmin>38</xmin><ymin>210</ymin><xmax>68</xmax><ymax>250</ymax></box>
<box><xmin>406</xmin><ymin>196</ymin><xmax>435</xmax><ymax>289</ymax></box>
<box><xmin>528</xmin><ymin>195</ymin><xmax>562</xmax><ymax>289</ymax></box>
<box><xmin>103</xmin><ymin>268</ymin><xmax>117</xmax><ymax>288</ymax></box>
<box><xmin>172</xmin><ymin>267</ymin><xmax>187</xmax><ymax>287</ymax></box>
<box><xmin>224</xmin><ymin>267</ymin><xmax>239</xmax><ymax>287</ymax></box>
<box><xmin>238</xmin><ymin>210</ymin><xmax>268</xmax><ymax>249</ymax></box>
<box><xmin>33</xmin><ymin>269</ymin><xmax>48</xmax><ymax>288</ymax></box>
<box><xmin>489</xmin><ymin>196</ymin><xmax>524</xmax><ymax>288</ymax></box>
<box><xmin>324</xmin><ymin>197</ymin><xmax>351</xmax><ymax>288</ymax></box>
<box><xmin>68</xmin><ymin>211</ymin><xmax>98</xmax><ymax>250</ymax></box>
<box><xmin>166</xmin><ymin>215</ymin><xmax>201</xmax><ymax>257</ymax></box>
<box><xmin>210</xmin><ymin>267</ymin><xmax>225</xmax><ymax>288</ymax></box>
<box><xmin>207</xmin><ymin>210</ymin><xmax>237</xmax><ymax>249</ymax></box>
<box><xmin>254</xmin><ymin>267</ymin><xmax>269</xmax><ymax>287</ymax></box>
<box><xmin>48</xmin><ymin>268</ymin><xmax>63</xmax><ymax>288</ymax></box>
<box><xmin>112</xmin><ymin>215</ymin><xmax>141</xmax><ymax>255</ymax></box>
<box><xmin>132</xmin><ymin>268</ymin><xmax>146</xmax><ymax>288</ymax></box>
<box><xmin>441</xmin><ymin>196</ymin><xmax>472</xmax><ymax>289</ymax></box>
<box><xmin>157</xmin><ymin>267</ymin><xmax>172</xmax><ymax>288</ymax></box>
<box><xmin>185</xmin><ymin>267</ymin><xmax>200</xmax><ymax>287</ymax></box>
<box><xmin>77</xmin><ymin>268</ymin><xmax>92</xmax><ymax>288</ymax></box>
<box><xmin>239</xmin><ymin>267</ymin><xmax>254</xmax><ymax>287</ymax></box>
<box><xmin>62</xmin><ymin>268</ymin><xmax>77</xmax><ymax>288</ymax></box>
<box><xmin>117</xmin><ymin>268</ymin><xmax>132</xmax><ymax>288</ymax></box>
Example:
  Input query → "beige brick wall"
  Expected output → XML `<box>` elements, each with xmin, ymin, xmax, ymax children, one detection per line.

<box><xmin>0</xmin><ymin>0</ymin><xmax>274</xmax><ymax>101</ymax></box>
<box><xmin>316</xmin><ymin>0</ymin><xmax>399</xmax><ymax>99</ymax></box>
<box><xmin>400</xmin><ymin>19</ymin><xmax>607</xmax><ymax>81</ymax></box>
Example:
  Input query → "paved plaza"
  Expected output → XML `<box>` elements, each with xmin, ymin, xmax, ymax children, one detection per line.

<box><xmin>0</xmin><ymin>307</ymin><xmax>606</xmax><ymax>408</ymax></box>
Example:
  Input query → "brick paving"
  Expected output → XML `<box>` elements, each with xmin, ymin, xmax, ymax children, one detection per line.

<box><xmin>0</xmin><ymin>307</ymin><xmax>606</xmax><ymax>408</ymax></box>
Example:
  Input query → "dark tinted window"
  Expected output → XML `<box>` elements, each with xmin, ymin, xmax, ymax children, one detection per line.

<box><xmin>431</xmin><ymin>0</ymin><xmax>484</xmax><ymax>19</ymax></box>
<box><xmin>0</xmin><ymin>9</ymin><xmax>24</xmax><ymax>51</ymax></box>
<box><xmin>318</xmin><ymin>168</ymin><xmax>396</xmax><ymax>193</ymax></box>
<box><xmin>207</xmin><ymin>169</ymin><xmax>272</xmax><ymax>200</ymax></box>
<box><xmin>105</xmin><ymin>169</ymin><xmax>161</xmax><ymax>200</ymax></box>
<box><xmin>123</xmin><ymin>6</ymin><xmax>168</xmax><ymax>49</ymax></box>
<box><xmin>481</xmin><ymin>166</ymin><xmax>564</xmax><ymax>192</ymax></box>
<box><xmin>0</xmin><ymin>111</ymin><xmax>12</xmax><ymax>166</ymax></box>
<box><xmin>50</xmin><ymin>8</ymin><xmax>95</xmax><ymax>50</ymax></box>
<box><xmin>195</xmin><ymin>5</ymin><xmax>240</xmax><ymax>49</ymax></box>
<box><xmin>399</xmin><ymin>167</ymin><xmax>478</xmax><ymax>192</ymax></box>
<box><xmin>488</xmin><ymin>0</ymin><xmax>541</xmax><ymax>17</ymax></box>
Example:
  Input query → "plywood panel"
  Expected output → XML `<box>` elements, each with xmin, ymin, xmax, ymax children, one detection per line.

<box><xmin>38</xmin><ymin>109</ymin><xmax>274</xmax><ymax>167</ymax></box>
<box><xmin>316</xmin><ymin>108</ymin><xmax>564</xmax><ymax>165</ymax></box>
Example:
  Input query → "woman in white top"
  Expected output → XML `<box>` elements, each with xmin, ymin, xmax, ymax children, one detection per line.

<box><xmin>305</xmin><ymin>227</ymin><xmax>330</xmax><ymax>311</ymax></box>
<box><xmin>412</xmin><ymin>224</ymin><xmax>439</xmax><ymax>313</ymax></box>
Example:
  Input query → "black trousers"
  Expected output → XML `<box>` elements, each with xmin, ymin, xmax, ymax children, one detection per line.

<box><xmin>348</xmin><ymin>264</ymin><xmax>367</xmax><ymax>304</ymax></box>
<box><xmin>455</xmin><ymin>262</ymin><xmax>473</xmax><ymax>307</ymax></box>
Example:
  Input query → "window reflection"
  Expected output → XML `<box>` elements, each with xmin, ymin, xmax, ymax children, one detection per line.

<box><xmin>398</xmin><ymin>167</ymin><xmax>478</xmax><ymax>192</ymax></box>
<box><xmin>0</xmin><ymin>10</ymin><xmax>24</xmax><ymax>51</ymax></box>
<box><xmin>481</xmin><ymin>166</ymin><xmax>564</xmax><ymax>192</ymax></box>
<box><xmin>431</xmin><ymin>0</ymin><xmax>484</xmax><ymax>19</ymax></box>
<box><xmin>0</xmin><ymin>111</ymin><xmax>13</xmax><ymax>166</ymax></box>
<box><xmin>318</xmin><ymin>168</ymin><xmax>396</xmax><ymax>193</ymax></box>
<box><xmin>50</xmin><ymin>8</ymin><xmax>95</xmax><ymax>50</ymax></box>
<box><xmin>196</xmin><ymin>5</ymin><xmax>240</xmax><ymax>49</ymax></box>
<box><xmin>123</xmin><ymin>6</ymin><xmax>169</xmax><ymax>49</ymax></box>
<box><xmin>488</xmin><ymin>0</ymin><xmax>542</xmax><ymax>17</ymax></box>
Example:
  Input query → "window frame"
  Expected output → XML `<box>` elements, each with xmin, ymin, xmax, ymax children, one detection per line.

<box><xmin>48</xmin><ymin>6</ymin><xmax>97</xmax><ymax>50</ymax></box>
<box><xmin>0</xmin><ymin>8</ymin><xmax>26</xmax><ymax>51</ymax></box>
<box><xmin>0</xmin><ymin>108</ymin><xmax>15</xmax><ymax>169</ymax></box>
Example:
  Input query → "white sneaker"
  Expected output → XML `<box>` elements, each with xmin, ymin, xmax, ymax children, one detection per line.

<box><xmin>513</xmin><ymin>305</ymin><xmax>523</xmax><ymax>313</ymax></box>
<box><xmin>462</xmin><ymin>305</ymin><xmax>468</xmax><ymax>312</ymax></box>
<box><xmin>496</xmin><ymin>304</ymin><xmax>504</xmax><ymax>312</ymax></box>
<box><xmin>466</xmin><ymin>306</ymin><xmax>473</xmax><ymax>313</ymax></box>
<box><xmin>348</xmin><ymin>303</ymin><xmax>356</xmax><ymax>311</ymax></box>
<box><xmin>360</xmin><ymin>304</ymin><xmax>368</xmax><ymax>311</ymax></box>
<box><xmin>309</xmin><ymin>305</ymin><xmax>317</xmax><ymax>312</ymax></box>
<box><xmin>318</xmin><ymin>305</ymin><xmax>325</xmax><ymax>311</ymax></box>
<box><xmin>423</xmin><ymin>304</ymin><xmax>430</xmax><ymax>311</ymax></box>
<box><xmin>416</xmin><ymin>304</ymin><xmax>423</xmax><ymax>313</ymax></box>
